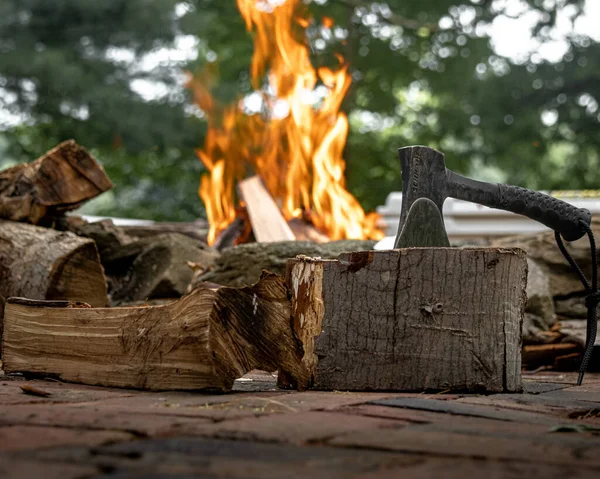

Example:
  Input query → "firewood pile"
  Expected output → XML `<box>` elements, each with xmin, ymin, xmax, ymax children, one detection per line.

<box><xmin>0</xmin><ymin>140</ymin><xmax>375</xmax><ymax>392</ymax></box>
<box><xmin>0</xmin><ymin>140</ymin><xmax>596</xmax><ymax>393</ymax></box>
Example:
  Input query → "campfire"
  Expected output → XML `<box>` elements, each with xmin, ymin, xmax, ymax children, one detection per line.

<box><xmin>186</xmin><ymin>0</ymin><xmax>383</xmax><ymax>246</ymax></box>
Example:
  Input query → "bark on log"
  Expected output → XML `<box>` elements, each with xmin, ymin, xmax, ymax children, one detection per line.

<box><xmin>121</xmin><ymin>220</ymin><xmax>208</xmax><ymax>243</ymax></box>
<box><xmin>281</xmin><ymin>248</ymin><xmax>527</xmax><ymax>392</ymax></box>
<box><xmin>0</xmin><ymin>140</ymin><xmax>112</xmax><ymax>224</ymax></box>
<box><xmin>0</xmin><ymin>221</ymin><xmax>108</xmax><ymax>308</ymax></box>
<box><xmin>59</xmin><ymin>218</ymin><xmax>219</xmax><ymax>303</ymax></box>
<box><xmin>109</xmin><ymin>232</ymin><xmax>219</xmax><ymax>304</ymax></box>
<box><xmin>1</xmin><ymin>272</ymin><xmax>308</xmax><ymax>391</ymax></box>
<box><xmin>194</xmin><ymin>240</ymin><xmax>375</xmax><ymax>288</ymax></box>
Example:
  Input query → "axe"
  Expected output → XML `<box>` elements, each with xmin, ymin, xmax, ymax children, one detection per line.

<box><xmin>394</xmin><ymin>145</ymin><xmax>592</xmax><ymax>248</ymax></box>
<box><xmin>394</xmin><ymin>145</ymin><xmax>599</xmax><ymax>385</ymax></box>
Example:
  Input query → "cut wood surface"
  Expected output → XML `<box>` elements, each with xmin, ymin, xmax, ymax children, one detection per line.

<box><xmin>0</xmin><ymin>221</ymin><xmax>108</xmax><ymax>308</ymax></box>
<box><xmin>281</xmin><ymin>248</ymin><xmax>527</xmax><ymax>393</ymax></box>
<box><xmin>2</xmin><ymin>273</ymin><xmax>308</xmax><ymax>392</ymax></box>
<box><xmin>238</xmin><ymin>176</ymin><xmax>295</xmax><ymax>243</ymax></box>
<box><xmin>0</xmin><ymin>140</ymin><xmax>112</xmax><ymax>224</ymax></box>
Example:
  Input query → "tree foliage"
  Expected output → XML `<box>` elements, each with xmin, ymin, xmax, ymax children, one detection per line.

<box><xmin>0</xmin><ymin>0</ymin><xmax>598</xmax><ymax>219</ymax></box>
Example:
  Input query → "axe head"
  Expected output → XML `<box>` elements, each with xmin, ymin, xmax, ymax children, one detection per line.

<box><xmin>397</xmin><ymin>145</ymin><xmax>449</xmax><ymax>238</ymax></box>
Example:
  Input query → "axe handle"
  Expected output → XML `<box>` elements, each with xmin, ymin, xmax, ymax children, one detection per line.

<box><xmin>448</xmin><ymin>171</ymin><xmax>591</xmax><ymax>241</ymax></box>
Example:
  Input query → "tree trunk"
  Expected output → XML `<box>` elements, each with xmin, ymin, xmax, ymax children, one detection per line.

<box><xmin>0</xmin><ymin>221</ymin><xmax>108</xmax><ymax>307</ymax></box>
<box><xmin>281</xmin><ymin>248</ymin><xmax>527</xmax><ymax>393</ymax></box>
<box><xmin>2</xmin><ymin>272</ymin><xmax>308</xmax><ymax>392</ymax></box>
<box><xmin>0</xmin><ymin>140</ymin><xmax>112</xmax><ymax>224</ymax></box>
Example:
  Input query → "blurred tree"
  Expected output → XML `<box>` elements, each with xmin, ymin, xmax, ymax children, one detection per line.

<box><xmin>0</xmin><ymin>0</ymin><xmax>597</xmax><ymax>219</ymax></box>
<box><xmin>0</xmin><ymin>0</ymin><xmax>206</xmax><ymax>220</ymax></box>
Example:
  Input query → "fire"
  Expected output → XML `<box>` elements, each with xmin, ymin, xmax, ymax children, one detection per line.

<box><xmin>188</xmin><ymin>0</ymin><xmax>383</xmax><ymax>245</ymax></box>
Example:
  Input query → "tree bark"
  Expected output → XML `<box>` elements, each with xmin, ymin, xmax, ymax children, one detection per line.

<box><xmin>58</xmin><ymin>218</ymin><xmax>219</xmax><ymax>304</ymax></box>
<box><xmin>0</xmin><ymin>221</ymin><xmax>108</xmax><ymax>308</ymax></box>
<box><xmin>281</xmin><ymin>248</ymin><xmax>527</xmax><ymax>393</ymax></box>
<box><xmin>0</xmin><ymin>140</ymin><xmax>112</xmax><ymax>224</ymax></box>
<box><xmin>1</xmin><ymin>272</ymin><xmax>308</xmax><ymax>392</ymax></box>
<box><xmin>193</xmin><ymin>239</ymin><xmax>375</xmax><ymax>289</ymax></box>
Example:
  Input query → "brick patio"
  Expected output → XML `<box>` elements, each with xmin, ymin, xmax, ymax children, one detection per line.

<box><xmin>1</xmin><ymin>370</ymin><xmax>600</xmax><ymax>478</ymax></box>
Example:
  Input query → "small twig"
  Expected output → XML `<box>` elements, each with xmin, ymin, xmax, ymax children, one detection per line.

<box><xmin>20</xmin><ymin>384</ymin><xmax>51</xmax><ymax>397</ymax></box>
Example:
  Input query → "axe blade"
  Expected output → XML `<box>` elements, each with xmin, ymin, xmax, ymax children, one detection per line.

<box><xmin>395</xmin><ymin>197</ymin><xmax>450</xmax><ymax>248</ymax></box>
<box><xmin>395</xmin><ymin>146</ymin><xmax>449</xmax><ymax>248</ymax></box>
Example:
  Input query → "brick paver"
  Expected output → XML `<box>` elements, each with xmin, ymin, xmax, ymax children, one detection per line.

<box><xmin>1</xmin><ymin>371</ymin><xmax>599</xmax><ymax>477</ymax></box>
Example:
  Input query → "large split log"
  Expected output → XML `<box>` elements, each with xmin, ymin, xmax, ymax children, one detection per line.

<box><xmin>281</xmin><ymin>248</ymin><xmax>527</xmax><ymax>392</ymax></box>
<box><xmin>0</xmin><ymin>221</ymin><xmax>108</xmax><ymax>308</ymax></box>
<box><xmin>1</xmin><ymin>272</ymin><xmax>308</xmax><ymax>391</ymax></box>
<box><xmin>0</xmin><ymin>140</ymin><xmax>112</xmax><ymax>224</ymax></box>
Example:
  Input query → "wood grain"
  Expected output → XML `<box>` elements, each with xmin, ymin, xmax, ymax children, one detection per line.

<box><xmin>0</xmin><ymin>140</ymin><xmax>112</xmax><ymax>224</ymax></box>
<box><xmin>284</xmin><ymin>248</ymin><xmax>527</xmax><ymax>392</ymax></box>
<box><xmin>2</xmin><ymin>272</ymin><xmax>308</xmax><ymax>392</ymax></box>
<box><xmin>0</xmin><ymin>220</ymin><xmax>108</xmax><ymax>308</ymax></box>
<box><xmin>238</xmin><ymin>176</ymin><xmax>295</xmax><ymax>243</ymax></box>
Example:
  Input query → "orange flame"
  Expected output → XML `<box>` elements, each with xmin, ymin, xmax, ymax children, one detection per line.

<box><xmin>189</xmin><ymin>0</ymin><xmax>383</xmax><ymax>245</ymax></box>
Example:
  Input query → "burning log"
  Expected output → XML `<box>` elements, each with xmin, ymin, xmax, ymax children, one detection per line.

<box><xmin>0</xmin><ymin>221</ymin><xmax>108</xmax><ymax>309</ymax></box>
<box><xmin>280</xmin><ymin>248</ymin><xmax>527</xmax><ymax>392</ymax></box>
<box><xmin>238</xmin><ymin>175</ymin><xmax>295</xmax><ymax>242</ymax></box>
<box><xmin>0</xmin><ymin>140</ymin><xmax>112</xmax><ymax>224</ymax></box>
<box><xmin>1</xmin><ymin>273</ymin><xmax>308</xmax><ymax>391</ymax></box>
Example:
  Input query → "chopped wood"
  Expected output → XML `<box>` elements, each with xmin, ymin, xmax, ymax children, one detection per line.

<box><xmin>0</xmin><ymin>221</ymin><xmax>108</xmax><ymax>308</ymax></box>
<box><xmin>280</xmin><ymin>248</ymin><xmax>527</xmax><ymax>393</ymax></box>
<box><xmin>238</xmin><ymin>176</ymin><xmax>295</xmax><ymax>243</ymax></box>
<box><xmin>1</xmin><ymin>272</ymin><xmax>308</xmax><ymax>392</ymax></box>
<box><xmin>523</xmin><ymin>343</ymin><xmax>582</xmax><ymax>363</ymax></box>
<box><xmin>0</xmin><ymin>140</ymin><xmax>112</xmax><ymax>224</ymax></box>
<box><xmin>110</xmin><ymin>232</ymin><xmax>219</xmax><ymax>304</ymax></box>
<box><xmin>59</xmin><ymin>218</ymin><xmax>219</xmax><ymax>304</ymax></box>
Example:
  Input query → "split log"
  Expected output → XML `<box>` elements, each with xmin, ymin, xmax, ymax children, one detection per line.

<box><xmin>522</xmin><ymin>343</ymin><xmax>582</xmax><ymax>370</ymax></box>
<box><xmin>193</xmin><ymin>239</ymin><xmax>376</xmax><ymax>288</ymax></box>
<box><xmin>281</xmin><ymin>248</ymin><xmax>527</xmax><ymax>392</ymax></box>
<box><xmin>58</xmin><ymin>218</ymin><xmax>219</xmax><ymax>303</ymax></box>
<box><xmin>238</xmin><ymin>176</ymin><xmax>295</xmax><ymax>243</ymax></box>
<box><xmin>109</xmin><ymin>232</ymin><xmax>220</xmax><ymax>304</ymax></box>
<box><xmin>1</xmin><ymin>272</ymin><xmax>308</xmax><ymax>391</ymax></box>
<box><xmin>0</xmin><ymin>221</ymin><xmax>107</xmax><ymax>308</ymax></box>
<box><xmin>0</xmin><ymin>140</ymin><xmax>112</xmax><ymax>224</ymax></box>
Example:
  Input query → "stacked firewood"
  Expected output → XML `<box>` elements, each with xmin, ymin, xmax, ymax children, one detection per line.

<box><xmin>0</xmin><ymin>141</ymin><xmax>378</xmax><ymax>393</ymax></box>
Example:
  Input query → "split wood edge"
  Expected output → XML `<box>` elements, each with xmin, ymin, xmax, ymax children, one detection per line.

<box><xmin>0</xmin><ymin>139</ymin><xmax>112</xmax><ymax>224</ymax></box>
<box><xmin>2</xmin><ymin>272</ymin><xmax>309</xmax><ymax>392</ymax></box>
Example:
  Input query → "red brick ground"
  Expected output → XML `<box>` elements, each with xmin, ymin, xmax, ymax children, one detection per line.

<box><xmin>1</xmin><ymin>370</ymin><xmax>600</xmax><ymax>478</ymax></box>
